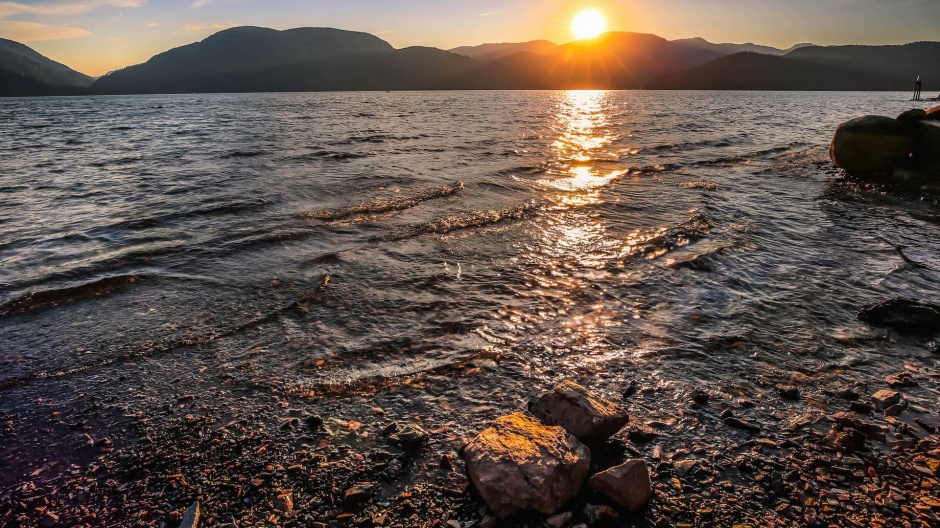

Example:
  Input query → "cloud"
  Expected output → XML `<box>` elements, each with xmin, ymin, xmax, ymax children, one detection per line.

<box><xmin>0</xmin><ymin>0</ymin><xmax>142</xmax><ymax>18</ymax></box>
<box><xmin>191</xmin><ymin>0</ymin><xmax>210</xmax><ymax>8</ymax></box>
<box><xmin>0</xmin><ymin>0</ymin><xmax>142</xmax><ymax>42</ymax></box>
<box><xmin>184</xmin><ymin>23</ymin><xmax>232</xmax><ymax>31</ymax></box>
<box><xmin>0</xmin><ymin>19</ymin><xmax>89</xmax><ymax>41</ymax></box>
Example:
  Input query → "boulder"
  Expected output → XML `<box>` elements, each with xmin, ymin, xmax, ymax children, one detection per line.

<box><xmin>528</xmin><ymin>381</ymin><xmax>630</xmax><ymax>440</ymax></box>
<box><xmin>463</xmin><ymin>413</ymin><xmax>590</xmax><ymax>518</ymax></box>
<box><xmin>586</xmin><ymin>459</ymin><xmax>653</xmax><ymax>511</ymax></box>
<box><xmin>897</xmin><ymin>108</ymin><xmax>927</xmax><ymax>123</ymax></box>
<box><xmin>858</xmin><ymin>298</ymin><xmax>940</xmax><ymax>335</ymax></box>
<box><xmin>913</xmin><ymin>120</ymin><xmax>940</xmax><ymax>170</ymax></box>
<box><xmin>829</xmin><ymin>115</ymin><xmax>915</xmax><ymax>172</ymax></box>
<box><xmin>927</xmin><ymin>105</ymin><xmax>940</xmax><ymax>120</ymax></box>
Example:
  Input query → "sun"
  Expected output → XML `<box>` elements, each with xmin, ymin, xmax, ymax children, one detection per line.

<box><xmin>572</xmin><ymin>9</ymin><xmax>607</xmax><ymax>40</ymax></box>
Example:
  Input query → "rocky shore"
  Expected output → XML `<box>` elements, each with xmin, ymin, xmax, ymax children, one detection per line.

<box><xmin>2</xmin><ymin>345</ymin><xmax>940</xmax><ymax>528</ymax></box>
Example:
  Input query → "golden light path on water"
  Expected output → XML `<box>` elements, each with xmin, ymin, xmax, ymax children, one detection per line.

<box><xmin>519</xmin><ymin>91</ymin><xmax>646</xmax><ymax>364</ymax></box>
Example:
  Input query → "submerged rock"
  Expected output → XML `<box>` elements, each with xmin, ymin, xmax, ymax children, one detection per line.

<box><xmin>858</xmin><ymin>298</ymin><xmax>940</xmax><ymax>335</ymax></box>
<box><xmin>830</xmin><ymin>115</ymin><xmax>915</xmax><ymax>173</ymax></box>
<box><xmin>528</xmin><ymin>381</ymin><xmax>630</xmax><ymax>440</ymax></box>
<box><xmin>463</xmin><ymin>412</ymin><xmax>590</xmax><ymax>518</ymax></box>
<box><xmin>587</xmin><ymin>459</ymin><xmax>653</xmax><ymax>511</ymax></box>
<box><xmin>179</xmin><ymin>502</ymin><xmax>200</xmax><ymax>528</ymax></box>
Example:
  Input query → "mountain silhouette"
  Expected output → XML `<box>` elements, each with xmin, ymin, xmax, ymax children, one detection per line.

<box><xmin>649</xmin><ymin>42</ymin><xmax>940</xmax><ymax>90</ymax></box>
<box><xmin>2</xmin><ymin>26</ymin><xmax>937</xmax><ymax>96</ymax></box>
<box><xmin>0</xmin><ymin>39</ymin><xmax>92</xmax><ymax>96</ymax></box>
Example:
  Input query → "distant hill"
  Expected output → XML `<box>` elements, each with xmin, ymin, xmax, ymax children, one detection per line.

<box><xmin>649</xmin><ymin>42</ymin><xmax>940</xmax><ymax>90</ymax></box>
<box><xmin>449</xmin><ymin>40</ymin><xmax>560</xmax><ymax>62</ymax></box>
<box><xmin>92</xmin><ymin>27</ymin><xmax>480</xmax><ymax>94</ymax></box>
<box><xmin>670</xmin><ymin>37</ymin><xmax>813</xmax><ymax>57</ymax></box>
<box><xmin>0</xmin><ymin>39</ymin><xmax>92</xmax><ymax>96</ymax></box>
<box><xmin>444</xmin><ymin>32</ymin><xmax>725</xmax><ymax>90</ymax></box>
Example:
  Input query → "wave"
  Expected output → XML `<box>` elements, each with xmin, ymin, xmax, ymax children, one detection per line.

<box><xmin>695</xmin><ymin>142</ymin><xmax>808</xmax><ymax>167</ymax></box>
<box><xmin>615</xmin><ymin>210</ymin><xmax>715</xmax><ymax>263</ymax></box>
<box><xmin>225</xmin><ymin>150</ymin><xmax>270</xmax><ymax>158</ymax></box>
<box><xmin>375</xmin><ymin>202</ymin><xmax>538</xmax><ymax>242</ymax></box>
<box><xmin>293</xmin><ymin>150</ymin><xmax>368</xmax><ymax>161</ymax></box>
<box><xmin>303</xmin><ymin>182</ymin><xmax>464</xmax><ymax>222</ymax></box>
<box><xmin>1</xmin><ymin>275</ymin><xmax>138</xmax><ymax>317</ymax></box>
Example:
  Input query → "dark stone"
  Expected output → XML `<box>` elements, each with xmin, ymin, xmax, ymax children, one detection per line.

<box><xmin>622</xmin><ymin>380</ymin><xmax>638</xmax><ymax>400</ymax></box>
<box><xmin>830</xmin><ymin>115</ymin><xmax>916</xmax><ymax>172</ymax></box>
<box><xmin>306</xmin><ymin>415</ymin><xmax>324</xmax><ymax>430</ymax></box>
<box><xmin>777</xmin><ymin>385</ymin><xmax>800</xmax><ymax>400</ymax></box>
<box><xmin>858</xmin><ymin>298</ymin><xmax>940</xmax><ymax>336</ymax></box>
<box><xmin>927</xmin><ymin>105</ymin><xmax>940</xmax><ymax>120</ymax></box>
<box><xmin>912</xmin><ymin>120</ymin><xmax>940</xmax><ymax>170</ymax></box>
<box><xmin>691</xmin><ymin>390</ymin><xmax>710</xmax><ymax>405</ymax></box>
<box><xmin>344</xmin><ymin>484</ymin><xmax>374</xmax><ymax>507</ymax></box>
<box><xmin>724</xmin><ymin>417</ymin><xmax>761</xmax><ymax>433</ymax></box>
<box><xmin>529</xmin><ymin>381</ymin><xmax>630</xmax><ymax>440</ymax></box>
<box><xmin>897</xmin><ymin>108</ymin><xmax>927</xmax><ymax>123</ymax></box>
<box><xmin>850</xmin><ymin>401</ymin><xmax>874</xmax><ymax>414</ymax></box>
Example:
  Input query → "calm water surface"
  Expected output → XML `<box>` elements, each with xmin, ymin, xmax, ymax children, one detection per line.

<box><xmin>0</xmin><ymin>91</ymin><xmax>938</xmax><ymax>432</ymax></box>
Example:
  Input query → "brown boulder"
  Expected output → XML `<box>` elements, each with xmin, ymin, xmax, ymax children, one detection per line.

<box><xmin>587</xmin><ymin>459</ymin><xmax>653</xmax><ymax>511</ymax></box>
<box><xmin>529</xmin><ymin>381</ymin><xmax>630</xmax><ymax>440</ymax></box>
<box><xmin>897</xmin><ymin>108</ymin><xmax>927</xmax><ymax>123</ymax></box>
<box><xmin>463</xmin><ymin>412</ymin><xmax>590</xmax><ymax>518</ymax></box>
<box><xmin>830</xmin><ymin>115</ymin><xmax>915</xmax><ymax>172</ymax></box>
<box><xmin>927</xmin><ymin>105</ymin><xmax>940</xmax><ymax>120</ymax></box>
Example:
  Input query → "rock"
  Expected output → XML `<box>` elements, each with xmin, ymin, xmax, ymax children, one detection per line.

<box><xmin>927</xmin><ymin>105</ymin><xmax>940</xmax><ymax>119</ymax></box>
<box><xmin>587</xmin><ymin>459</ymin><xmax>653</xmax><ymax>511</ymax></box>
<box><xmin>545</xmin><ymin>511</ymin><xmax>574</xmax><ymax>528</ymax></box>
<box><xmin>622</xmin><ymin>380</ymin><xmax>638</xmax><ymax>400</ymax></box>
<box><xmin>858</xmin><ymin>298</ymin><xmax>940</xmax><ymax>335</ymax></box>
<box><xmin>833</xmin><ymin>428</ymin><xmax>867</xmax><ymax>452</ymax></box>
<box><xmin>306</xmin><ymin>415</ymin><xmax>324</xmax><ymax>430</ymax></box>
<box><xmin>462</xmin><ymin>412</ymin><xmax>590</xmax><ymax>518</ymax></box>
<box><xmin>41</xmin><ymin>512</ymin><xmax>60</xmax><ymax>528</ymax></box>
<box><xmin>389</xmin><ymin>424</ymin><xmax>428</xmax><ymax>448</ymax></box>
<box><xmin>777</xmin><ymin>385</ymin><xmax>800</xmax><ymax>400</ymax></box>
<box><xmin>915</xmin><ymin>415</ymin><xmax>940</xmax><ymax>433</ymax></box>
<box><xmin>528</xmin><ymin>381</ymin><xmax>630</xmax><ymax>440</ymax></box>
<box><xmin>344</xmin><ymin>483</ymin><xmax>374</xmax><ymax>507</ymax></box>
<box><xmin>584</xmin><ymin>504</ymin><xmax>619</xmax><ymax>522</ymax></box>
<box><xmin>871</xmin><ymin>390</ymin><xmax>901</xmax><ymax>409</ymax></box>
<box><xmin>886</xmin><ymin>372</ymin><xmax>918</xmax><ymax>388</ymax></box>
<box><xmin>829</xmin><ymin>115</ymin><xmax>916</xmax><ymax>172</ymax></box>
<box><xmin>674</xmin><ymin>460</ymin><xmax>696</xmax><ymax>478</ymax></box>
<box><xmin>913</xmin><ymin>120</ymin><xmax>940</xmax><ymax>170</ymax></box>
<box><xmin>897</xmin><ymin>108</ymin><xmax>928</xmax><ymax>123</ymax></box>
<box><xmin>273</xmin><ymin>492</ymin><xmax>293</xmax><ymax>514</ymax></box>
<box><xmin>628</xmin><ymin>425</ymin><xmax>659</xmax><ymax>444</ymax></box>
<box><xmin>180</xmin><ymin>502</ymin><xmax>200</xmax><ymax>528</ymax></box>
<box><xmin>691</xmin><ymin>390</ymin><xmax>710</xmax><ymax>405</ymax></box>
<box><xmin>724</xmin><ymin>417</ymin><xmax>761</xmax><ymax>434</ymax></box>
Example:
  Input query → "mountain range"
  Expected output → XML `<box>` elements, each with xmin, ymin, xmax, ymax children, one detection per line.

<box><xmin>0</xmin><ymin>38</ymin><xmax>93</xmax><ymax>96</ymax></box>
<box><xmin>1</xmin><ymin>27</ymin><xmax>936</xmax><ymax>96</ymax></box>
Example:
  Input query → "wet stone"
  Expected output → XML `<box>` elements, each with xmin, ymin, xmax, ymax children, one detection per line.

<box><xmin>871</xmin><ymin>390</ymin><xmax>901</xmax><ymax>409</ymax></box>
<box><xmin>587</xmin><ymin>459</ymin><xmax>653</xmax><ymax>511</ymax></box>
<box><xmin>344</xmin><ymin>483</ymin><xmax>374</xmax><ymax>507</ymax></box>
<box><xmin>724</xmin><ymin>417</ymin><xmax>761</xmax><ymax>434</ymax></box>
<box><xmin>777</xmin><ymin>385</ymin><xmax>801</xmax><ymax>400</ymax></box>
<box><xmin>529</xmin><ymin>381</ymin><xmax>630</xmax><ymax>440</ymax></box>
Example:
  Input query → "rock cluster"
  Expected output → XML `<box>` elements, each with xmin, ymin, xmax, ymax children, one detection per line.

<box><xmin>830</xmin><ymin>105</ymin><xmax>940</xmax><ymax>179</ymax></box>
<box><xmin>462</xmin><ymin>381</ymin><xmax>651</xmax><ymax>519</ymax></box>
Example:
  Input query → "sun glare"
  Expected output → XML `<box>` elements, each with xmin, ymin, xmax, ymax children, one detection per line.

<box><xmin>572</xmin><ymin>9</ymin><xmax>607</xmax><ymax>40</ymax></box>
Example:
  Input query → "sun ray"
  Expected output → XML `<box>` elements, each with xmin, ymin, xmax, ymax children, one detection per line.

<box><xmin>572</xmin><ymin>9</ymin><xmax>606</xmax><ymax>40</ymax></box>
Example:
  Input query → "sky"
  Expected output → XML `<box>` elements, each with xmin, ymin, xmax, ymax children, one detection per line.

<box><xmin>2</xmin><ymin>0</ymin><xmax>940</xmax><ymax>76</ymax></box>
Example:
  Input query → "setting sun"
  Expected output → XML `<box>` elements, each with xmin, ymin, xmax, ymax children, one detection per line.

<box><xmin>572</xmin><ymin>9</ymin><xmax>607</xmax><ymax>40</ymax></box>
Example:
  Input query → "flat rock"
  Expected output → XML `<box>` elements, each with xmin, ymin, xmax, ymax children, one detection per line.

<box><xmin>180</xmin><ymin>502</ymin><xmax>200</xmax><ymax>528</ymax></box>
<box><xmin>858</xmin><ymin>298</ymin><xmax>940</xmax><ymax>336</ymax></box>
<box><xmin>871</xmin><ymin>390</ymin><xmax>901</xmax><ymax>409</ymax></box>
<box><xmin>830</xmin><ymin>115</ymin><xmax>916</xmax><ymax>172</ymax></box>
<box><xmin>587</xmin><ymin>459</ymin><xmax>653</xmax><ymax>511</ymax></box>
<box><xmin>463</xmin><ymin>412</ymin><xmax>590</xmax><ymax>518</ymax></box>
<box><xmin>528</xmin><ymin>381</ymin><xmax>630</xmax><ymax>440</ymax></box>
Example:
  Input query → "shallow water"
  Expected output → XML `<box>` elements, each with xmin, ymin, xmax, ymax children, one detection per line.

<box><xmin>0</xmin><ymin>91</ymin><xmax>938</xmax><ymax>429</ymax></box>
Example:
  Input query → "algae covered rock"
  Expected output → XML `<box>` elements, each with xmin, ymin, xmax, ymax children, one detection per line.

<box><xmin>830</xmin><ymin>115</ymin><xmax>915</xmax><ymax>172</ymax></box>
<box><xmin>463</xmin><ymin>412</ymin><xmax>590</xmax><ymax>518</ymax></box>
<box><xmin>528</xmin><ymin>381</ymin><xmax>630</xmax><ymax>440</ymax></box>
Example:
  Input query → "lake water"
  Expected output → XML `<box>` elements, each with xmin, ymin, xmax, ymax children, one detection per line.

<box><xmin>1</xmin><ymin>91</ymin><xmax>938</xmax><ymax>484</ymax></box>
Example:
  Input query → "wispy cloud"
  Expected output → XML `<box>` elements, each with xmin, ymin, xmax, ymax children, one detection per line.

<box><xmin>0</xmin><ymin>0</ymin><xmax>142</xmax><ymax>18</ymax></box>
<box><xmin>191</xmin><ymin>0</ymin><xmax>210</xmax><ymax>8</ymax></box>
<box><xmin>0</xmin><ymin>19</ymin><xmax>89</xmax><ymax>41</ymax></box>
<box><xmin>184</xmin><ymin>22</ymin><xmax>232</xmax><ymax>31</ymax></box>
<box><xmin>0</xmin><ymin>0</ymin><xmax>142</xmax><ymax>42</ymax></box>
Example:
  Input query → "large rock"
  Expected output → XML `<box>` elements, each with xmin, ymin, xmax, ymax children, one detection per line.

<box><xmin>927</xmin><ymin>105</ymin><xmax>940</xmax><ymax>120</ymax></box>
<box><xmin>179</xmin><ymin>502</ymin><xmax>200</xmax><ymax>528</ymax></box>
<box><xmin>463</xmin><ymin>413</ymin><xmax>590</xmax><ymax>518</ymax></box>
<box><xmin>587</xmin><ymin>459</ymin><xmax>653</xmax><ymax>511</ymax></box>
<box><xmin>913</xmin><ymin>120</ymin><xmax>940</xmax><ymax>170</ymax></box>
<box><xmin>528</xmin><ymin>381</ymin><xmax>630</xmax><ymax>440</ymax></box>
<box><xmin>830</xmin><ymin>115</ymin><xmax>915</xmax><ymax>172</ymax></box>
<box><xmin>858</xmin><ymin>298</ymin><xmax>940</xmax><ymax>336</ymax></box>
<box><xmin>897</xmin><ymin>108</ymin><xmax>927</xmax><ymax>123</ymax></box>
